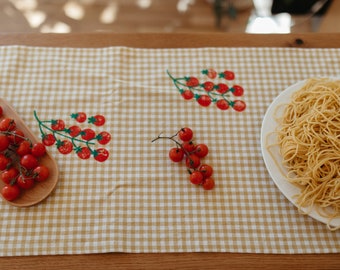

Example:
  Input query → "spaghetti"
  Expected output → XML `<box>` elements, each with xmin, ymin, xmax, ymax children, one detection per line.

<box><xmin>277</xmin><ymin>78</ymin><xmax>340</xmax><ymax>230</ymax></box>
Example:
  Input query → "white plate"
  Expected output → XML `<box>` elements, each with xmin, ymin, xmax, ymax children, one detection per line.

<box><xmin>260</xmin><ymin>80</ymin><xmax>340</xmax><ymax>229</ymax></box>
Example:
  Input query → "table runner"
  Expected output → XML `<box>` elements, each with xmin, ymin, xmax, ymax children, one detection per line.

<box><xmin>0</xmin><ymin>45</ymin><xmax>339</xmax><ymax>256</ymax></box>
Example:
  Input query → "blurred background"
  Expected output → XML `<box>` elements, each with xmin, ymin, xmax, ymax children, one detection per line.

<box><xmin>0</xmin><ymin>0</ymin><xmax>338</xmax><ymax>33</ymax></box>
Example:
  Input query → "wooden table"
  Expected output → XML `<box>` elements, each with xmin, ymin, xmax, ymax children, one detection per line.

<box><xmin>0</xmin><ymin>33</ymin><xmax>339</xmax><ymax>270</ymax></box>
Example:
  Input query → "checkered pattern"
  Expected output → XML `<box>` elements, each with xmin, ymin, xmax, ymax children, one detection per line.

<box><xmin>0</xmin><ymin>46</ymin><xmax>339</xmax><ymax>256</ymax></box>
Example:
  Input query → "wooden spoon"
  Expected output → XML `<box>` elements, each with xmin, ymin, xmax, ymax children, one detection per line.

<box><xmin>0</xmin><ymin>98</ymin><xmax>59</xmax><ymax>207</ymax></box>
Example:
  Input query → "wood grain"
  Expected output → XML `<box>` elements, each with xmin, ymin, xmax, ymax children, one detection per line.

<box><xmin>0</xmin><ymin>33</ymin><xmax>339</xmax><ymax>270</ymax></box>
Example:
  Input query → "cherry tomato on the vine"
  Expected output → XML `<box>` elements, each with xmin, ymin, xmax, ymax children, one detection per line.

<box><xmin>57</xmin><ymin>140</ymin><xmax>73</xmax><ymax>155</ymax></box>
<box><xmin>51</xmin><ymin>119</ymin><xmax>65</xmax><ymax>131</ymax></box>
<box><xmin>76</xmin><ymin>146</ymin><xmax>92</xmax><ymax>160</ymax></box>
<box><xmin>97</xmin><ymin>131</ymin><xmax>111</xmax><ymax>145</ymax></box>
<box><xmin>20</xmin><ymin>154</ymin><xmax>38</xmax><ymax>170</ymax></box>
<box><xmin>182</xmin><ymin>141</ymin><xmax>195</xmax><ymax>153</ymax></box>
<box><xmin>42</xmin><ymin>134</ymin><xmax>56</xmax><ymax>146</ymax></box>
<box><xmin>33</xmin><ymin>165</ymin><xmax>50</xmax><ymax>182</ymax></box>
<box><xmin>8</xmin><ymin>129</ymin><xmax>25</xmax><ymax>145</ymax></box>
<box><xmin>1</xmin><ymin>184</ymin><xmax>20</xmax><ymax>201</ymax></box>
<box><xmin>94</xmin><ymin>148</ymin><xmax>109</xmax><ymax>162</ymax></box>
<box><xmin>178</xmin><ymin>127</ymin><xmax>193</xmax><ymax>142</ymax></box>
<box><xmin>71</xmin><ymin>112</ymin><xmax>87</xmax><ymax>123</ymax></box>
<box><xmin>0</xmin><ymin>154</ymin><xmax>11</xmax><ymax>171</ymax></box>
<box><xmin>31</xmin><ymin>142</ymin><xmax>46</xmax><ymax>158</ymax></box>
<box><xmin>189</xmin><ymin>171</ymin><xmax>204</xmax><ymax>185</ymax></box>
<box><xmin>185</xmin><ymin>154</ymin><xmax>201</xmax><ymax>169</ymax></box>
<box><xmin>195</xmin><ymin>143</ymin><xmax>209</xmax><ymax>158</ymax></box>
<box><xmin>17</xmin><ymin>175</ymin><xmax>35</xmax><ymax>189</ymax></box>
<box><xmin>169</xmin><ymin>147</ymin><xmax>184</xmax><ymax>162</ymax></box>
<box><xmin>16</xmin><ymin>140</ymin><xmax>31</xmax><ymax>156</ymax></box>
<box><xmin>202</xmin><ymin>178</ymin><xmax>215</xmax><ymax>190</ymax></box>
<box><xmin>0</xmin><ymin>118</ymin><xmax>16</xmax><ymax>131</ymax></box>
<box><xmin>0</xmin><ymin>135</ymin><xmax>10</xmax><ymax>152</ymax></box>
<box><xmin>1</xmin><ymin>167</ymin><xmax>19</xmax><ymax>184</ymax></box>
<box><xmin>199</xmin><ymin>164</ymin><xmax>213</xmax><ymax>179</ymax></box>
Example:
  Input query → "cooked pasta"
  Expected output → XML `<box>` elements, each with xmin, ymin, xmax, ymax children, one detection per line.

<box><xmin>276</xmin><ymin>78</ymin><xmax>340</xmax><ymax>230</ymax></box>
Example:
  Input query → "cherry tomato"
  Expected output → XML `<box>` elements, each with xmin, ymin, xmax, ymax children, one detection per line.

<box><xmin>232</xmin><ymin>100</ymin><xmax>246</xmax><ymax>112</ymax></box>
<box><xmin>42</xmin><ymin>134</ymin><xmax>56</xmax><ymax>146</ymax></box>
<box><xmin>51</xmin><ymin>119</ymin><xmax>65</xmax><ymax>131</ymax></box>
<box><xmin>17</xmin><ymin>175</ymin><xmax>35</xmax><ymax>189</ymax></box>
<box><xmin>8</xmin><ymin>129</ymin><xmax>25</xmax><ymax>145</ymax></box>
<box><xmin>0</xmin><ymin>118</ymin><xmax>16</xmax><ymax>131</ymax></box>
<box><xmin>182</xmin><ymin>141</ymin><xmax>195</xmax><ymax>153</ymax></box>
<box><xmin>94</xmin><ymin>148</ymin><xmax>109</xmax><ymax>162</ymax></box>
<box><xmin>81</xmin><ymin>128</ymin><xmax>96</xmax><ymax>140</ymax></box>
<box><xmin>0</xmin><ymin>154</ymin><xmax>11</xmax><ymax>170</ymax></box>
<box><xmin>196</xmin><ymin>95</ymin><xmax>211</xmax><ymax>107</ymax></box>
<box><xmin>185</xmin><ymin>154</ymin><xmax>201</xmax><ymax>169</ymax></box>
<box><xmin>67</xmin><ymin>125</ymin><xmax>82</xmax><ymax>137</ymax></box>
<box><xmin>202</xmin><ymin>178</ymin><xmax>215</xmax><ymax>190</ymax></box>
<box><xmin>216</xmin><ymin>83</ymin><xmax>229</xmax><ymax>94</ymax></box>
<box><xmin>76</xmin><ymin>147</ymin><xmax>92</xmax><ymax>160</ymax></box>
<box><xmin>202</xmin><ymin>81</ymin><xmax>214</xmax><ymax>91</ymax></box>
<box><xmin>16</xmin><ymin>140</ymin><xmax>32</xmax><ymax>156</ymax></box>
<box><xmin>1</xmin><ymin>167</ymin><xmax>19</xmax><ymax>184</ymax></box>
<box><xmin>189</xmin><ymin>171</ymin><xmax>204</xmax><ymax>185</ymax></box>
<box><xmin>178</xmin><ymin>127</ymin><xmax>193</xmax><ymax>142</ymax></box>
<box><xmin>97</xmin><ymin>131</ymin><xmax>111</xmax><ymax>145</ymax></box>
<box><xmin>231</xmin><ymin>85</ymin><xmax>244</xmax><ymax>96</ymax></box>
<box><xmin>1</xmin><ymin>184</ymin><xmax>20</xmax><ymax>201</ymax></box>
<box><xmin>33</xmin><ymin>165</ymin><xmax>50</xmax><ymax>182</ymax></box>
<box><xmin>199</xmin><ymin>164</ymin><xmax>213</xmax><ymax>179</ymax></box>
<box><xmin>206</xmin><ymin>68</ymin><xmax>217</xmax><ymax>79</ymax></box>
<box><xmin>220</xmin><ymin>70</ymin><xmax>235</xmax><ymax>80</ymax></box>
<box><xmin>89</xmin><ymin>115</ymin><xmax>106</xmax><ymax>126</ymax></box>
<box><xmin>71</xmin><ymin>112</ymin><xmax>87</xmax><ymax>123</ymax></box>
<box><xmin>216</xmin><ymin>99</ymin><xmax>230</xmax><ymax>111</ymax></box>
<box><xmin>0</xmin><ymin>135</ymin><xmax>10</xmax><ymax>152</ymax></box>
<box><xmin>181</xmin><ymin>90</ymin><xmax>194</xmax><ymax>100</ymax></box>
<box><xmin>195</xmin><ymin>143</ymin><xmax>209</xmax><ymax>158</ymax></box>
<box><xmin>185</xmin><ymin>77</ymin><xmax>199</xmax><ymax>87</ymax></box>
<box><xmin>57</xmin><ymin>140</ymin><xmax>73</xmax><ymax>155</ymax></box>
<box><xmin>20</xmin><ymin>154</ymin><xmax>38</xmax><ymax>170</ymax></box>
<box><xmin>31</xmin><ymin>142</ymin><xmax>46</xmax><ymax>158</ymax></box>
<box><xmin>168</xmin><ymin>147</ymin><xmax>184</xmax><ymax>162</ymax></box>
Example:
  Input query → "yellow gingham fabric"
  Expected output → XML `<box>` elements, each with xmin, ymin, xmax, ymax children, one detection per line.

<box><xmin>0</xmin><ymin>46</ymin><xmax>339</xmax><ymax>256</ymax></box>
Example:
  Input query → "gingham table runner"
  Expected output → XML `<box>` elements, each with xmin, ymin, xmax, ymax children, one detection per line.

<box><xmin>0</xmin><ymin>45</ymin><xmax>339</xmax><ymax>256</ymax></box>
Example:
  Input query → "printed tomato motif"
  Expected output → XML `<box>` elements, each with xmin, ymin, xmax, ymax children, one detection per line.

<box><xmin>0</xmin><ymin>118</ymin><xmax>16</xmax><ymax>131</ymax></box>
<box><xmin>57</xmin><ymin>140</ymin><xmax>73</xmax><ymax>155</ymax></box>
<box><xmin>97</xmin><ymin>131</ymin><xmax>111</xmax><ymax>145</ymax></box>
<box><xmin>167</xmin><ymin>69</ymin><xmax>246</xmax><ymax>112</ymax></box>
<box><xmin>94</xmin><ymin>148</ymin><xmax>109</xmax><ymax>162</ymax></box>
<box><xmin>71</xmin><ymin>112</ymin><xmax>87</xmax><ymax>123</ymax></box>
<box><xmin>81</xmin><ymin>128</ymin><xmax>96</xmax><ymax>141</ymax></box>
<box><xmin>42</xmin><ymin>134</ymin><xmax>56</xmax><ymax>146</ymax></box>
<box><xmin>51</xmin><ymin>119</ymin><xmax>65</xmax><ymax>131</ymax></box>
<box><xmin>88</xmin><ymin>115</ymin><xmax>105</xmax><ymax>126</ymax></box>
<box><xmin>76</xmin><ymin>146</ymin><xmax>92</xmax><ymax>160</ymax></box>
<box><xmin>67</xmin><ymin>125</ymin><xmax>82</xmax><ymax>137</ymax></box>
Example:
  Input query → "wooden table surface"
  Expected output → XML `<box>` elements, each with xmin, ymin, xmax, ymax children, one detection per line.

<box><xmin>0</xmin><ymin>33</ymin><xmax>339</xmax><ymax>270</ymax></box>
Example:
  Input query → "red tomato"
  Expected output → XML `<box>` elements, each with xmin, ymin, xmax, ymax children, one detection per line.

<box><xmin>31</xmin><ymin>142</ymin><xmax>46</xmax><ymax>158</ymax></box>
<box><xmin>202</xmin><ymin>81</ymin><xmax>215</xmax><ymax>91</ymax></box>
<box><xmin>195</xmin><ymin>143</ymin><xmax>209</xmax><ymax>158</ymax></box>
<box><xmin>185</xmin><ymin>154</ymin><xmax>201</xmax><ymax>169</ymax></box>
<box><xmin>232</xmin><ymin>100</ymin><xmax>246</xmax><ymax>112</ymax></box>
<box><xmin>0</xmin><ymin>118</ymin><xmax>16</xmax><ymax>131</ymax></box>
<box><xmin>168</xmin><ymin>147</ymin><xmax>184</xmax><ymax>162</ymax></box>
<box><xmin>189</xmin><ymin>171</ymin><xmax>204</xmax><ymax>185</ymax></box>
<box><xmin>17</xmin><ymin>175</ymin><xmax>35</xmax><ymax>189</ymax></box>
<box><xmin>199</xmin><ymin>164</ymin><xmax>213</xmax><ymax>179</ymax></box>
<box><xmin>202</xmin><ymin>177</ymin><xmax>215</xmax><ymax>190</ymax></box>
<box><xmin>51</xmin><ymin>119</ymin><xmax>65</xmax><ymax>131</ymax></box>
<box><xmin>76</xmin><ymin>147</ymin><xmax>92</xmax><ymax>160</ymax></box>
<box><xmin>71</xmin><ymin>112</ymin><xmax>87</xmax><ymax>123</ymax></box>
<box><xmin>182</xmin><ymin>141</ymin><xmax>195</xmax><ymax>153</ymax></box>
<box><xmin>67</xmin><ymin>125</ymin><xmax>82</xmax><ymax>137</ymax></box>
<box><xmin>94</xmin><ymin>148</ymin><xmax>109</xmax><ymax>162</ymax></box>
<box><xmin>206</xmin><ymin>68</ymin><xmax>217</xmax><ymax>79</ymax></box>
<box><xmin>221</xmin><ymin>70</ymin><xmax>235</xmax><ymax>80</ymax></box>
<box><xmin>0</xmin><ymin>154</ymin><xmax>11</xmax><ymax>170</ymax></box>
<box><xmin>0</xmin><ymin>135</ymin><xmax>10</xmax><ymax>152</ymax></box>
<box><xmin>181</xmin><ymin>90</ymin><xmax>194</xmax><ymax>100</ymax></box>
<box><xmin>20</xmin><ymin>154</ymin><xmax>38</xmax><ymax>170</ymax></box>
<box><xmin>8</xmin><ymin>129</ymin><xmax>25</xmax><ymax>144</ymax></box>
<box><xmin>33</xmin><ymin>165</ymin><xmax>50</xmax><ymax>182</ymax></box>
<box><xmin>16</xmin><ymin>140</ymin><xmax>32</xmax><ymax>156</ymax></box>
<box><xmin>1</xmin><ymin>167</ymin><xmax>19</xmax><ymax>184</ymax></box>
<box><xmin>57</xmin><ymin>140</ymin><xmax>73</xmax><ymax>155</ymax></box>
<box><xmin>185</xmin><ymin>77</ymin><xmax>199</xmax><ymax>87</ymax></box>
<box><xmin>196</xmin><ymin>95</ymin><xmax>211</xmax><ymax>107</ymax></box>
<box><xmin>216</xmin><ymin>83</ymin><xmax>229</xmax><ymax>94</ymax></box>
<box><xmin>81</xmin><ymin>128</ymin><xmax>96</xmax><ymax>140</ymax></box>
<box><xmin>89</xmin><ymin>115</ymin><xmax>106</xmax><ymax>126</ymax></box>
<box><xmin>216</xmin><ymin>99</ymin><xmax>230</xmax><ymax>111</ymax></box>
<box><xmin>97</xmin><ymin>131</ymin><xmax>111</xmax><ymax>145</ymax></box>
<box><xmin>178</xmin><ymin>127</ymin><xmax>193</xmax><ymax>142</ymax></box>
<box><xmin>42</xmin><ymin>134</ymin><xmax>56</xmax><ymax>146</ymax></box>
<box><xmin>1</xmin><ymin>184</ymin><xmax>20</xmax><ymax>201</ymax></box>
<box><xmin>232</xmin><ymin>85</ymin><xmax>244</xmax><ymax>96</ymax></box>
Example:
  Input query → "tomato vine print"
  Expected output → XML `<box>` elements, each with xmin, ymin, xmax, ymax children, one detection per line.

<box><xmin>167</xmin><ymin>68</ymin><xmax>246</xmax><ymax>112</ymax></box>
<box><xmin>34</xmin><ymin>111</ymin><xmax>111</xmax><ymax>162</ymax></box>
